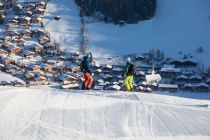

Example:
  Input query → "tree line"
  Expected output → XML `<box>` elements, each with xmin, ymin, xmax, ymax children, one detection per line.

<box><xmin>75</xmin><ymin>0</ymin><xmax>157</xmax><ymax>24</ymax></box>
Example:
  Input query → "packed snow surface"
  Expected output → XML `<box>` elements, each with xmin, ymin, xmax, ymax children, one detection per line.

<box><xmin>0</xmin><ymin>87</ymin><xmax>210</xmax><ymax>140</ymax></box>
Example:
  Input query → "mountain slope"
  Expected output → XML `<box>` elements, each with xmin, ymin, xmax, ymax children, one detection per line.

<box><xmin>44</xmin><ymin>0</ymin><xmax>210</xmax><ymax>67</ymax></box>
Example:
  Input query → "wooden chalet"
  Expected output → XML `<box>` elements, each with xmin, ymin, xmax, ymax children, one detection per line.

<box><xmin>23</xmin><ymin>50</ymin><xmax>35</xmax><ymax>58</ymax></box>
<box><xmin>170</xmin><ymin>59</ymin><xmax>197</xmax><ymax>67</ymax></box>
<box><xmin>8</xmin><ymin>19</ymin><xmax>18</xmax><ymax>26</ymax></box>
<box><xmin>1</xmin><ymin>57</ymin><xmax>13</xmax><ymax>65</ymax></box>
<box><xmin>195</xmin><ymin>83</ymin><xmax>209</xmax><ymax>92</ymax></box>
<box><xmin>0</xmin><ymin>81</ymin><xmax>11</xmax><ymax>86</ymax></box>
<box><xmin>176</xmin><ymin>75</ymin><xmax>189</xmax><ymax>82</ymax></box>
<box><xmin>31</xmin><ymin>17</ymin><xmax>43</xmax><ymax>24</ymax></box>
<box><xmin>26</xmin><ymin>4</ymin><xmax>36</xmax><ymax>11</ymax></box>
<box><xmin>0</xmin><ymin>14</ymin><xmax>5</xmax><ymax>23</ymax></box>
<box><xmin>189</xmin><ymin>75</ymin><xmax>202</xmax><ymax>83</ymax></box>
<box><xmin>0</xmin><ymin>63</ymin><xmax>6</xmax><ymax>71</ymax></box>
<box><xmin>25</xmin><ymin>11</ymin><xmax>33</xmax><ymax>17</ymax></box>
<box><xmin>6</xmin><ymin>31</ymin><xmax>20</xmax><ymax>38</ymax></box>
<box><xmin>34</xmin><ymin>8</ymin><xmax>45</xmax><ymax>15</ymax></box>
<box><xmin>7</xmin><ymin>46</ymin><xmax>22</xmax><ymax>54</ymax></box>
<box><xmin>30</xmin><ymin>44</ymin><xmax>43</xmax><ymax>53</ymax></box>
<box><xmin>21</xmin><ymin>17</ymin><xmax>31</xmax><ymax>25</ymax></box>
<box><xmin>0</xmin><ymin>3</ymin><xmax>4</xmax><ymax>11</ymax></box>
<box><xmin>12</xmin><ymin>80</ymin><xmax>25</xmax><ymax>87</ymax></box>
<box><xmin>25</xmin><ymin>71</ymin><xmax>35</xmax><ymax>79</ymax></box>
<box><xmin>39</xmin><ymin>36</ymin><xmax>49</xmax><ymax>44</ymax></box>
<box><xmin>207</xmin><ymin>78</ymin><xmax>210</xmax><ymax>86</ymax></box>
<box><xmin>59</xmin><ymin>74</ymin><xmax>78</xmax><ymax>84</ymax></box>
<box><xmin>41</xmin><ymin>63</ymin><xmax>53</xmax><ymax>72</ymax></box>
<box><xmin>0</xmin><ymin>49</ymin><xmax>8</xmax><ymax>56</ymax></box>
<box><xmin>36</xmin><ymin>1</ymin><xmax>46</xmax><ymax>9</ymax></box>
<box><xmin>182</xmin><ymin>84</ymin><xmax>193</xmax><ymax>92</ymax></box>
<box><xmin>13</xmin><ymin>4</ymin><xmax>23</xmax><ymax>11</ymax></box>
<box><xmin>6</xmin><ymin>64</ymin><xmax>18</xmax><ymax>72</ymax></box>
<box><xmin>26</xmin><ymin>64</ymin><xmax>41</xmax><ymax>71</ymax></box>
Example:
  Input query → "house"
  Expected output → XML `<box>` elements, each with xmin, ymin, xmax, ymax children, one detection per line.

<box><xmin>0</xmin><ymin>49</ymin><xmax>8</xmax><ymax>56</ymax></box>
<box><xmin>34</xmin><ymin>8</ymin><xmax>45</xmax><ymax>15</ymax></box>
<box><xmin>160</xmin><ymin>67</ymin><xmax>181</xmax><ymax>77</ymax></box>
<box><xmin>105</xmin><ymin>84</ymin><xmax>121</xmax><ymax>91</ymax></box>
<box><xmin>13</xmin><ymin>4</ymin><xmax>23</xmax><ymax>11</ymax></box>
<box><xmin>0</xmin><ymin>63</ymin><xmax>6</xmax><ymax>71</ymax></box>
<box><xmin>0</xmin><ymin>81</ymin><xmax>11</xmax><ymax>86</ymax></box>
<box><xmin>39</xmin><ymin>36</ymin><xmax>49</xmax><ymax>44</ymax></box>
<box><xmin>135</xmin><ymin>54</ymin><xmax>145</xmax><ymax>61</ymax></box>
<box><xmin>158</xmin><ymin>84</ymin><xmax>178</xmax><ymax>92</ymax></box>
<box><xmin>26</xmin><ymin>63</ymin><xmax>41</xmax><ymax>71</ymax></box>
<box><xmin>8</xmin><ymin>19</ymin><xmax>18</xmax><ymax>25</ymax></box>
<box><xmin>1</xmin><ymin>57</ymin><xmax>13</xmax><ymax>65</ymax></box>
<box><xmin>6</xmin><ymin>31</ymin><xmax>20</xmax><ymax>38</ymax></box>
<box><xmin>25</xmin><ymin>71</ymin><xmax>35</xmax><ymax>79</ymax></box>
<box><xmin>195</xmin><ymin>83</ymin><xmax>209</xmax><ymax>92</ymax></box>
<box><xmin>66</xmin><ymin>64</ymin><xmax>80</xmax><ymax>72</ymax></box>
<box><xmin>207</xmin><ymin>78</ymin><xmax>210</xmax><ymax>86</ymax></box>
<box><xmin>21</xmin><ymin>17</ymin><xmax>31</xmax><ymax>25</ymax></box>
<box><xmin>182</xmin><ymin>84</ymin><xmax>193</xmax><ymax>91</ymax></box>
<box><xmin>112</xmin><ymin>67</ymin><xmax>123</xmax><ymax>75</ymax></box>
<box><xmin>61</xmin><ymin>82</ymin><xmax>80</xmax><ymax>89</ymax></box>
<box><xmin>41</xmin><ymin>63</ymin><xmax>53</xmax><ymax>72</ymax></box>
<box><xmin>102</xmin><ymin>64</ymin><xmax>113</xmax><ymax>72</ymax></box>
<box><xmin>31</xmin><ymin>44</ymin><xmax>44</xmax><ymax>53</ymax></box>
<box><xmin>12</xmin><ymin>80</ymin><xmax>25</xmax><ymax>87</ymax></box>
<box><xmin>36</xmin><ymin>1</ymin><xmax>46</xmax><ymax>9</ymax></box>
<box><xmin>176</xmin><ymin>75</ymin><xmax>189</xmax><ymax>82</ymax></box>
<box><xmin>7</xmin><ymin>46</ymin><xmax>22</xmax><ymax>54</ymax></box>
<box><xmin>0</xmin><ymin>3</ymin><xmax>4</xmax><ymax>10</ymax></box>
<box><xmin>25</xmin><ymin>11</ymin><xmax>32</xmax><ymax>17</ymax></box>
<box><xmin>26</xmin><ymin>4</ymin><xmax>36</xmax><ymax>11</ymax></box>
<box><xmin>189</xmin><ymin>75</ymin><xmax>202</xmax><ymax>83</ymax></box>
<box><xmin>31</xmin><ymin>17</ymin><xmax>43</xmax><ymax>25</ymax></box>
<box><xmin>6</xmin><ymin>64</ymin><xmax>19</xmax><ymax>72</ymax></box>
<box><xmin>22</xmin><ymin>29</ymin><xmax>32</xmax><ymax>37</ymax></box>
<box><xmin>15</xmin><ymin>61</ymin><xmax>26</xmax><ymax>68</ymax></box>
<box><xmin>58</xmin><ymin>74</ymin><xmax>78</xmax><ymax>84</ymax></box>
<box><xmin>0</xmin><ymin>14</ymin><xmax>5</xmax><ymax>23</ymax></box>
<box><xmin>34</xmin><ymin>76</ymin><xmax>47</xmax><ymax>85</ymax></box>
<box><xmin>2</xmin><ymin>42</ymin><xmax>14</xmax><ymax>49</ymax></box>
<box><xmin>32</xmin><ymin>29</ymin><xmax>45</xmax><ymax>37</ymax></box>
<box><xmin>170</xmin><ymin>59</ymin><xmax>197</xmax><ymax>67</ymax></box>
<box><xmin>23</xmin><ymin>50</ymin><xmax>35</xmax><ymax>58</ymax></box>
<box><xmin>42</xmin><ymin>42</ymin><xmax>53</xmax><ymax>49</ymax></box>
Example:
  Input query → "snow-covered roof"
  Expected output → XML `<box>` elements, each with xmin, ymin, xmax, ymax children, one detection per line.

<box><xmin>177</xmin><ymin>75</ymin><xmax>189</xmax><ymax>79</ymax></box>
<box><xmin>195</xmin><ymin>83</ymin><xmax>209</xmax><ymax>88</ymax></box>
<box><xmin>160</xmin><ymin>67</ymin><xmax>181</xmax><ymax>73</ymax></box>
<box><xmin>189</xmin><ymin>75</ymin><xmax>202</xmax><ymax>80</ymax></box>
<box><xmin>163</xmin><ymin>64</ymin><xmax>175</xmax><ymax>68</ymax></box>
<box><xmin>158</xmin><ymin>84</ymin><xmax>178</xmax><ymax>89</ymax></box>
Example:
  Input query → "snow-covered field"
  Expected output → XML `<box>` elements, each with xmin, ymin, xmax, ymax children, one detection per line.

<box><xmin>44</xmin><ymin>0</ymin><xmax>210</xmax><ymax>67</ymax></box>
<box><xmin>0</xmin><ymin>87</ymin><xmax>210</xmax><ymax>140</ymax></box>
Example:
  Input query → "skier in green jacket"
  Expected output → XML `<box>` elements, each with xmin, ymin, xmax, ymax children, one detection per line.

<box><xmin>123</xmin><ymin>57</ymin><xmax>136</xmax><ymax>91</ymax></box>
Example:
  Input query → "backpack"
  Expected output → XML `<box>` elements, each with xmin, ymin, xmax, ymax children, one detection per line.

<box><xmin>128</xmin><ymin>64</ymin><xmax>136</xmax><ymax>75</ymax></box>
<box><xmin>80</xmin><ymin>60</ymin><xmax>85</xmax><ymax>72</ymax></box>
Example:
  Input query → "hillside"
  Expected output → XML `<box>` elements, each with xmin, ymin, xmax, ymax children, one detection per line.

<box><xmin>45</xmin><ymin>0</ymin><xmax>210</xmax><ymax>68</ymax></box>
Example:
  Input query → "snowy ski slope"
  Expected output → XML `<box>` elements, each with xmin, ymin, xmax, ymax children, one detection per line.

<box><xmin>0</xmin><ymin>87</ymin><xmax>210</xmax><ymax>140</ymax></box>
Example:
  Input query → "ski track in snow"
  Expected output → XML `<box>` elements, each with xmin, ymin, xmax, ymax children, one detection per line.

<box><xmin>0</xmin><ymin>88</ymin><xmax>210</xmax><ymax>140</ymax></box>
